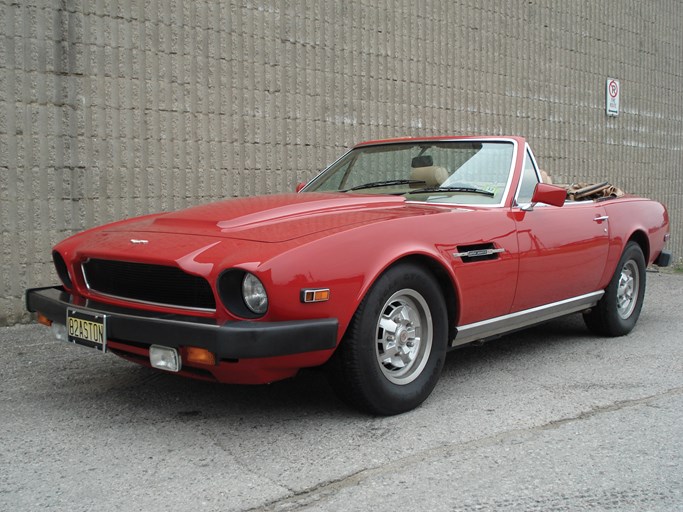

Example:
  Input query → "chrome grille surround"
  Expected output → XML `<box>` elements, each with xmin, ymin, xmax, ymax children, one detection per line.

<box><xmin>81</xmin><ymin>258</ymin><xmax>216</xmax><ymax>312</ymax></box>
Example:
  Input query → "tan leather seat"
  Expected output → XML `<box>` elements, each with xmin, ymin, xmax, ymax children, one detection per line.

<box><xmin>410</xmin><ymin>165</ymin><xmax>449</xmax><ymax>187</ymax></box>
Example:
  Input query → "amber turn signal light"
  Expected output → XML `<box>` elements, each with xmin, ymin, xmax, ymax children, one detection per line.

<box><xmin>36</xmin><ymin>313</ymin><xmax>52</xmax><ymax>327</ymax></box>
<box><xmin>301</xmin><ymin>288</ymin><xmax>331</xmax><ymax>303</ymax></box>
<box><xmin>185</xmin><ymin>346</ymin><xmax>216</xmax><ymax>366</ymax></box>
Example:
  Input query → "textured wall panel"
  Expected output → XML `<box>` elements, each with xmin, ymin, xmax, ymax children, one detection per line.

<box><xmin>1</xmin><ymin>0</ymin><xmax>682</xmax><ymax>324</ymax></box>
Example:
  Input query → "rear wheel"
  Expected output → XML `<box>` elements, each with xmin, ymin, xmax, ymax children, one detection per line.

<box><xmin>328</xmin><ymin>263</ymin><xmax>448</xmax><ymax>415</ymax></box>
<box><xmin>583</xmin><ymin>242</ymin><xmax>646</xmax><ymax>336</ymax></box>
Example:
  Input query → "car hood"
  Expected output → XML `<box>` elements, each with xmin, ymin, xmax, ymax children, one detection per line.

<box><xmin>103</xmin><ymin>193</ymin><xmax>446</xmax><ymax>243</ymax></box>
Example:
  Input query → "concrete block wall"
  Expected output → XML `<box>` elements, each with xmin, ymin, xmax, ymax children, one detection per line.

<box><xmin>1</xmin><ymin>0</ymin><xmax>682</xmax><ymax>324</ymax></box>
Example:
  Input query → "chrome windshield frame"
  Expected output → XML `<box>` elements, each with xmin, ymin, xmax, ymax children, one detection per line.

<box><xmin>301</xmin><ymin>137</ymin><xmax>520</xmax><ymax>209</ymax></box>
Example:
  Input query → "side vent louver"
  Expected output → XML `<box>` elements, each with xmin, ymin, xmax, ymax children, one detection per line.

<box><xmin>453</xmin><ymin>243</ymin><xmax>504</xmax><ymax>263</ymax></box>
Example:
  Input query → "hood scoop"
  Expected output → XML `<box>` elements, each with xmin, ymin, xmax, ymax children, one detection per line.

<box><xmin>215</xmin><ymin>195</ymin><xmax>405</xmax><ymax>231</ymax></box>
<box><xmin>116</xmin><ymin>193</ymin><xmax>409</xmax><ymax>243</ymax></box>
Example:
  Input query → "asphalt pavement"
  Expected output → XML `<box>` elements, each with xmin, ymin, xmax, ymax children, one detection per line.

<box><xmin>1</xmin><ymin>272</ymin><xmax>682</xmax><ymax>511</ymax></box>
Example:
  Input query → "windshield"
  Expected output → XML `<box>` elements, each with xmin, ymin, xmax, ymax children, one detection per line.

<box><xmin>303</xmin><ymin>141</ymin><xmax>515</xmax><ymax>205</ymax></box>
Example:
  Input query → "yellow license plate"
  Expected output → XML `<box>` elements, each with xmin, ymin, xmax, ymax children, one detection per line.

<box><xmin>67</xmin><ymin>309</ymin><xmax>108</xmax><ymax>352</ymax></box>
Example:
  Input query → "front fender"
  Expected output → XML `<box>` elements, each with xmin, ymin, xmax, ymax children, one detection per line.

<box><xmin>254</xmin><ymin>217</ymin><xmax>459</xmax><ymax>343</ymax></box>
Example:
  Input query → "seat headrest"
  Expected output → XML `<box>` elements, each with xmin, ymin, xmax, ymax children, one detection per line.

<box><xmin>410</xmin><ymin>165</ymin><xmax>449</xmax><ymax>187</ymax></box>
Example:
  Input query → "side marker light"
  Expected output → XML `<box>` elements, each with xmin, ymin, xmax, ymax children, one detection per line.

<box><xmin>301</xmin><ymin>288</ymin><xmax>331</xmax><ymax>303</ymax></box>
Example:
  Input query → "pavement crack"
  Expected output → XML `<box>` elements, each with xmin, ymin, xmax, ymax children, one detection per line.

<box><xmin>534</xmin><ymin>386</ymin><xmax>683</xmax><ymax>432</ymax></box>
<box><xmin>248</xmin><ymin>386</ymin><xmax>683</xmax><ymax>512</ymax></box>
<box><xmin>246</xmin><ymin>468</ymin><xmax>371</xmax><ymax>512</ymax></box>
<box><xmin>210</xmin><ymin>438</ymin><xmax>296</xmax><ymax>497</ymax></box>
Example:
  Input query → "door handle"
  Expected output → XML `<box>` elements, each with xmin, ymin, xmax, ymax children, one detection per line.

<box><xmin>593</xmin><ymin>215</ymin><xmax>609</xmax><ymax>222</ymax></box>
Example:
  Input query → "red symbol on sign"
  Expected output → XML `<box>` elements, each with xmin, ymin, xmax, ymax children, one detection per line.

<box><xmin>608</xmin><ymin>80</ymin><xmax>619</xmax><ymax>98</ymax></box>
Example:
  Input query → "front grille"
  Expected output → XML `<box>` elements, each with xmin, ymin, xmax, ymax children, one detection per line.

<box><xmin>82</xmin><ymin>259</ymin><xmax>216</xmax><ymax>311</ymax></box>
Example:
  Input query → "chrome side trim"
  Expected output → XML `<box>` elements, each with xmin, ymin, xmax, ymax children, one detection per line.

<box><xmin>451</xmin><ymin>291</ymin><xmax>604</xmax><ymax>347</ymax></box>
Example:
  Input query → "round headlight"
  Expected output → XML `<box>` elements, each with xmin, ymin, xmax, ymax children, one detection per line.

<box><xmin>242</xmin><ymin>273</ymin><xmax>268</xmax><ymax>315</ymax></box>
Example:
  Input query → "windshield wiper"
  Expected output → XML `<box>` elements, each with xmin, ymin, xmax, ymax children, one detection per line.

<box><xmin>404</xmin><ymin>186</ymin><xmax>495</xmax><ymax>197</ymax></box>
<box><xmin>342</xmin><ymin>179</ymin><xmax>426</xmax><ymax>192</ymax></box>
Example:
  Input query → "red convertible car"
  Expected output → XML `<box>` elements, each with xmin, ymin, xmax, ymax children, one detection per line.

<box><xmin>26</xmin><ymin>136</ymin><xmax>671</xmax><ymax>415</ymax></box>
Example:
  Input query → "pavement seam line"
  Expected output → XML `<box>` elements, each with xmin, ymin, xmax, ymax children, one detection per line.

<box><xmin>210</xmin><ymin>437</ymin><xmax>297</xmax><ymax>496</ymax></box>
<box><xmin>248</xmin><ymin>386</ymin><xmax>683</xmax><ymax>511</ymax></box>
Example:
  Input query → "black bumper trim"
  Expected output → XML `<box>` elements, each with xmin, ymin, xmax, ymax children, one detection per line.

<box><xmin>654</xmin><ymin>249</ymin><xmax>672</xmax><ymax>267</ymax></box>
<box><xmin>26</xmin><ymin>286</ymin><xmax>339</xmax><ymax>359</ymax></box>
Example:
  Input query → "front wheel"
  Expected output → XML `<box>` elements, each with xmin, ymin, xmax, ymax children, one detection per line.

<box><xmin>583</xmin><ymin>241</ymin><xmax>646</xmax><ymax>336</ymax></box>
<box><xmin>328</xmin><ymin>263</ymin><xmax>448</xmax><ymax>415</ymax></box>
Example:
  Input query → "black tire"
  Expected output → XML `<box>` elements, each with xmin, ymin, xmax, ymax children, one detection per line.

<box><xmin>583</xmin><ymin>241</ymin><xmax>646</xmax><ymax>337</ymax></box>
<box><xmin>327</xmin><ymin>263</ymin><xmax>448</xmax><ymax>415</ymax></box>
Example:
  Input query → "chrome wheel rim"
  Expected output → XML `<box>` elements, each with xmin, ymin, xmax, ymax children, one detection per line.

<box><xmin>375</xmin><ymin>289</ymin><xmax>433</xmax><ymax>385</ymax></box>
<box><xmin>616</xmin><ymin>260</ymin><xmax>639</xmax><ymax>319</ymax></box>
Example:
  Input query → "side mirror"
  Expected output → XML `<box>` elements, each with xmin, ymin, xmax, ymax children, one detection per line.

<box><xmin>521</xmin><ymin>183</ymin><xmax>566</xmax><ymax>211</ymax></box>
<box><xmin>295</xmin><ymin>182</ymin><xmax>306</xmax><ymax>193</ymax></box>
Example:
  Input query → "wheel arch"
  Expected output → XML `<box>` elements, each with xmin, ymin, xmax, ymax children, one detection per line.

<box><xmin>627</xmin><ymin>229</ymin><xmax>650</xmax><ymax>262</ymax></box>
<box><xmin>374</xmin><ymin>254</ymin><xmax>459</xmax><ymax>344</ymax></box>
<box><xmin>327</xmin><ymin>252</ymin><xmax>456</xmax><ymax>414</ymax></box>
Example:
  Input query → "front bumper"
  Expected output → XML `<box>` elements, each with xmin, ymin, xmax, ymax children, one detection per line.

<box><xmin>26</xmin><ymin>286</ymin><xmax>339</xmax><ymax>359</ymax></box>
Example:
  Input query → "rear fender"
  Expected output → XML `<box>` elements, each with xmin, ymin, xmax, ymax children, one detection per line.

<box><xmin>598</xmin><ymin>199</ymin><xmax>669</xmax><ymax>288</ymax></box>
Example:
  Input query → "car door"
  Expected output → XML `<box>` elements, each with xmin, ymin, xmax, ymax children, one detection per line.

<box><xmin>510</xmin><ymin>149</ymin><xmax>610</xmax><ymax>312</ymax></box>
<box><xmin>446</xmin><ymin>207</ymin><xmax>519</xmax><ymax>326</ymax></box>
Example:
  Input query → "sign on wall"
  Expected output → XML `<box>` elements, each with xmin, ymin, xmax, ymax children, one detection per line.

<box><xmin>606</xmin><ymin>78</ymin><xmax>620</xmax><ymax>116</ymax></box>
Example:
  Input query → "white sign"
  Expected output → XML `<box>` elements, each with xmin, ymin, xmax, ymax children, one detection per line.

<box><xmin>606</xmin><ymin>78</ymin><xmax>620</xmax><ymax>116</ymax></box>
